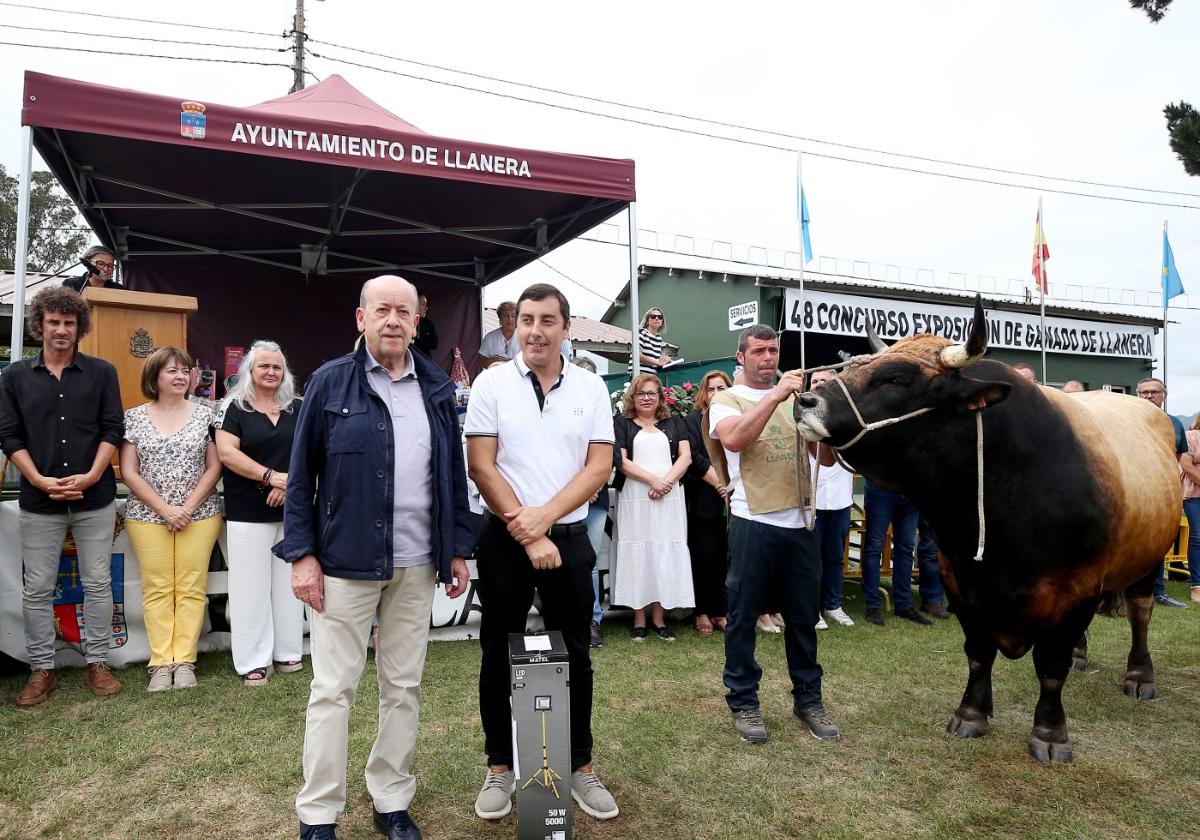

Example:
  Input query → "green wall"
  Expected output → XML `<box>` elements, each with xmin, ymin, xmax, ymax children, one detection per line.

<box><xmin>608</xmin><ymin>268</ymin><xmax>766</xmax><ymax>364</ymax></box>
<box><xmin>605</xmin><ymin>272</ymin><xmax>1154</xmax><ymax>395</ymax></box>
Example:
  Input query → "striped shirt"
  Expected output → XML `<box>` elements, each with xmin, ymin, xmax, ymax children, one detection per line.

<box><xmin>628</xmin><ymin>327</ymin><xmax>666</xmax><ymax>373</ymax></box>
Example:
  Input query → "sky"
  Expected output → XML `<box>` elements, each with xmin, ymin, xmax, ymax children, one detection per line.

<box><xmin>1</xmin><ymin>0</ymin><xmax>1198</xmax><ymax>410</ymax></box>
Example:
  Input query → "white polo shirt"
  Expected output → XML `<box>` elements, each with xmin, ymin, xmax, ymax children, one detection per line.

<box><xmin>815</xmin><ymin>460</ymin><xmax>854</xmax><ymax>511</ymax></box>
<box><xmin>464</xmin><ymin>353</ymin><xmax>614</xmax><ymax>524</ymax></box>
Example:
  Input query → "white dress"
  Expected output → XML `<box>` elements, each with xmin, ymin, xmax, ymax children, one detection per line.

<box><xmin>612</xmin><ymin>427</ymin><xmax>695</xmax><ymax>610</ymax></box>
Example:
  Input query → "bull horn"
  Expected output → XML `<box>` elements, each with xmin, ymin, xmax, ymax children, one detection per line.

<box><xmin>865</xmin><ymin>316</ymin><xmax>888</xmax><ymax>354</ymax></box>
<box><xmin>940</xmin><ymin>294</ymin><xmax>989</xmax><ymax>368</ymax></box>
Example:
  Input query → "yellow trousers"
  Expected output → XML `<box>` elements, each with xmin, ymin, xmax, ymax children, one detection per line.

<box><xmin>127</xmin><ymin>515</ymin><xmax>223</xmax><ymax>667</ymax></box>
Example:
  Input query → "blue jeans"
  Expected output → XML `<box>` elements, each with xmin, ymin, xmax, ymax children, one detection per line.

<box><xmin>1186</xmin><ymin>498</ymin><xmax>1200</xmax><ymax>588</ymax></box>
<box><xmin>816</xmin><ymin>507</ymin><xmax>851</xmax><ymax>611</ymax></box>
<box><xmin>861</xmin><ymin>483</ymin><xmax>919</xmax><ymax>612</ymax></box>
<box><xmin>914</xmin><ymin>516</ymin><xmax>946</xmax><ymax>608</ymax></box>
<box><xmin>584</xmin><ymin>502</ymin><xmax>608</xmax><ymax>625</ymax></box>
<box><xmin>724</xmin><ymin>517</ymin><xmax>823</xmax><ymax>711</ymax></box>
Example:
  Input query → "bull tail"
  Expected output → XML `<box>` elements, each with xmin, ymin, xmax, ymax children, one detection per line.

<box><xmin>1096</xmin><ymin>590</ymin><xmax>1126</xmax><ymax>618</ymax></box>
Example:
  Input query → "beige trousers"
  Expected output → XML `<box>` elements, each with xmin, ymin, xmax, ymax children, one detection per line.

<box><xmin>295</xmin><ymin>563</ymin><xmax>437</xmax><ymax>825</ymax></box>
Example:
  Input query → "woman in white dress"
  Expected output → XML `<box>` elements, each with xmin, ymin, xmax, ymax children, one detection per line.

<box><xmin>613</xmin><ymin>373</ymin><xmax>694</xmax><ymax>641</ymax></box>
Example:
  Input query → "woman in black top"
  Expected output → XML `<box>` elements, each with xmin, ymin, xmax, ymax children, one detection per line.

<box><xmin>683</xmin><ymin>370</ymin><xmax>732</xmax><ymax>635</ymax></box>
<box><xmin>214</xmin><ymin>341</ymin><xmax>304</xmax><ymax>686</ymax></box>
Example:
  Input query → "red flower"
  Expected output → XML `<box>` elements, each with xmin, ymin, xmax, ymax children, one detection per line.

<box><xmin>665</xmin><ymin>396</ymin><xmax>677</xmax><ymax>405</ymax></box>
<box><xmin>682</xmin><ymin>381</ymin><xmax>695</xmax><ymax>390</ymax></box>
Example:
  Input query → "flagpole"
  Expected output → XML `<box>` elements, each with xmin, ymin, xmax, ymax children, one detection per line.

<box><xmin>796</xmin><ymin>152</ymin><xmax>807</xmax><ymax>373</ymax></box>
<box><xmin>1163</xmin><ymin>219</ymin><xmax>1169</xmax><ymax>410</ymax></box>
<box><xmin>1038</xmin><ymin>197</ymin><xmax>1047</xmax><ymax>384</ymax></box>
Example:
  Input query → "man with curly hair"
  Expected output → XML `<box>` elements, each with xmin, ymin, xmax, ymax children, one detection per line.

<box><xmin>0</xmin><ymin>287</ymin><xmax>125</xmax><ymax>705</ymax></box>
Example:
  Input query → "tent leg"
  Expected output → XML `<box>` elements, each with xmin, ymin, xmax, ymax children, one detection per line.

<box><xmin>9</xmin><ymin>126</ymin><xmax>34</xmax><ymax>360</ymax></box>
<box><xmin>627</xmin><ymin>202</ymin><xmax>639</xmax><ymax>378</ymax></box>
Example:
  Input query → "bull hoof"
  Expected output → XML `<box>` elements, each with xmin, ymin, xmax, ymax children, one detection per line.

<box><xmin>1122</xmin><ymin>678</ymin><xmax>1156</xmax><ymax>700</ymax></box>
<box><xmin>946</xmin><ymin>713</ymin><xmax>989</xmax><ymax>738</ymax></box>
<box><xmin>1028</xmin><ymin>736</ymin><xmax>1073</xmax><ymax>764</ymax></box>
<box><xmin>1071</xmin><ymin>655</ymin><xmax>1089</xmax><ymax>672</ymax></box>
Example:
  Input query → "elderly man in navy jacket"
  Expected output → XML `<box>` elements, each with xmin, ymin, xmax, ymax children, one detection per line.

<box><xmin>274</xmin><ymin>274</ymin><xmax>474</xmax><ymax>840</ymax></box>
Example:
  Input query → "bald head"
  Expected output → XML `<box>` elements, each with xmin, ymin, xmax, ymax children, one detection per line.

<box><xmin>356</xmin><ymin>275</ymin><xmax>420</xmax><ymax>369</ymax></box>
<box><xmin>360</xmin><ymin>274</ymin><xmax>418</xmax><ymax>309</ymax></box>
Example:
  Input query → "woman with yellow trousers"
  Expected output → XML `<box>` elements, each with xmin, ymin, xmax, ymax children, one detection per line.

<box><xmin>120</xmin><ymin>347</ymin><xmax>223</xmax><ymax>692</ymax></box>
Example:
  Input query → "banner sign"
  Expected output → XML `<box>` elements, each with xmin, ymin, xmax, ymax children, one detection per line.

<box><xmin>783</xmin><ymin>289</ymin><xmax>1154</xmax><ymax>359</ymax></box>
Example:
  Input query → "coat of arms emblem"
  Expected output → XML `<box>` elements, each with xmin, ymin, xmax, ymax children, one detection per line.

<box><xmin>130</xmin><ymin>329</ymin><xmax>153</xmax><ymax>358</ymax></box>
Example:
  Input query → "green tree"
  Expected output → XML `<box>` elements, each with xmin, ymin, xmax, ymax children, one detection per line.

<box><xmin>0</xmin><ymin>164</ymin><xmax>90</xmax><ymax>273</ymax></box>
<box><xmin>1129</xmin><ymin>0</ymin><xmax>1173</xmax><ymax>22</ymax></box>
<box><xmin>1164</xmin><ymin>102</ymin><xmax>1200</xmax><ymax>177</ymax></box>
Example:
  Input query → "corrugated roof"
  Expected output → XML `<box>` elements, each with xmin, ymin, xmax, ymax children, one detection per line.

<box><xmin>483</xmin><ymin>308</ymin><xmax>634</xmax><ymax>346</ymax></box>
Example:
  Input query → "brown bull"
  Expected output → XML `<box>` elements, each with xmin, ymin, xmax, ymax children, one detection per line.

<box><xmin>793</xmin><ymin>295</ymin><xmax>1180</xmax><ymax>763</ymax></box>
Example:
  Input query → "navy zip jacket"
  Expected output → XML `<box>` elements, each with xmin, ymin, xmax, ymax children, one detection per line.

<box><xmin>272</xmin><ymin>344</ymin><xmax>474</xmax><ymax>583</ymax></box>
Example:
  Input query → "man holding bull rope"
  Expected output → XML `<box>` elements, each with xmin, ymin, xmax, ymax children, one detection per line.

<box><xmin>707</xmin><ymin>324</ymin><xmax>841</xmax><ymax>744</ymax></box>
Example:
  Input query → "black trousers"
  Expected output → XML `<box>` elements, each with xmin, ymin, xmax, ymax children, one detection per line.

<box><xmin>687</xmin><ymin>512</ymin><xmax>728</xmax><ymax>618</ymax></box>
<box><xmin>476</xmin><ymin>514</ymin><xmax>596</xmax><ymax>771</ymax></box>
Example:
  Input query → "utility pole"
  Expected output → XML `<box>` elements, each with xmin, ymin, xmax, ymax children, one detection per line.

<box><xmin>289</xmin><ymin>0</ymin><xmax>307</xmax><ymax>93</ymax></box>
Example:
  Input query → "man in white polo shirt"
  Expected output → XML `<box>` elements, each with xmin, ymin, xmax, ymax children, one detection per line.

<box><xmin>465</xmin><ymin>283</ymin><xmax>618</xmax><ymax>822</ymax></box>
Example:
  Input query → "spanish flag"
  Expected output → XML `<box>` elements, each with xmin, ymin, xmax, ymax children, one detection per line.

<box><xmin>1031</xmin><ymin>204</ymin><xmax>1050</xmax><ymax>294</ymax></box>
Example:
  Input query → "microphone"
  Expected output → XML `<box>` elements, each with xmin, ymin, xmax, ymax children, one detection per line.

<box><xmin>79</xmin><ymin>257</ymin><xmax>102</xmax><ymax>276</ymax></box>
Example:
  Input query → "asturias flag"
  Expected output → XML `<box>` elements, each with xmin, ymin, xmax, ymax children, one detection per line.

<box><xmin>1163</xmin><ymin>229</ymin><xmax>1185</xmax><ymax>303</ymax></box>
<box><xmin>1031</xmin><ymin>207</ymin><xmax>1049</xmax><ymax>293</ymax></box>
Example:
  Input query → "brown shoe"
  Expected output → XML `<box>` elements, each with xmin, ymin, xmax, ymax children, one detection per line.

<box><xmin>16</xmin><ymin>668</ymin><xmax>57</xmax><ymax>707</ymax></box>
<box><xmin>85</xmin><ymin>662</ymin><xmax>123</xmax><ymax>697</ymax></box>
<box><xmin>921</xmin><ymin>602</ymin><xmax>951</xmax><ymax>620</ymax></box>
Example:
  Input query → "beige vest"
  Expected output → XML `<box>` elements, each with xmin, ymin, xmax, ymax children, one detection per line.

<box><xmin>704</xmin><ymin>390</ymin><xmax>812</xmax><ymax>516</ymax></box>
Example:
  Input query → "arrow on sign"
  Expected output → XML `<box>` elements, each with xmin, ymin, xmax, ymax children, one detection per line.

<box><xmin>733</xmin><ymin>315</ymin><xmax>755</xmax><ymax>326</ymax></box>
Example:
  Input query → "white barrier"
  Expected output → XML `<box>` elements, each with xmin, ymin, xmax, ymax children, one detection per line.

<box><xmin>0</xmin><ymin>499</ymin><xmax>612</xmax><ymax>668</ymax></box>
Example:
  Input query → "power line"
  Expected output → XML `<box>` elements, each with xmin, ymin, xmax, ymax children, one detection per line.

<box><xmin>309</xmin><ymin>37</ymin><xmax>1200</xmax><ymax>202</ymax></box>
<box><xmin>0</xmin><ymin>1</ymin><xmax>278</xmax><ymax>37</ymax></box>
<box><xmin>0</xmin><ymin>41</ymin><xmax>293</xmax><ymax>69</ymax></box>
<box><xmin>307</xmin><ymin>51</ymin><xmax>1200</xmax><ymax>213</ymax></box>
<box><xmin>0</xmin><ymin>22</ymin><xmax>286</xmax><ymax>52</ymax></box>
<box><xmin>534</xmin><ymin>257</ymin><xmax>613</xmax><ymax>305</ymax></box>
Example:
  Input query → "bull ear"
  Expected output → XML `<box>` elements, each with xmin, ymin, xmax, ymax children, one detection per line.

<box><xmin>933</xmin><ymin>375</ymin><xmax>1010</xmax><ymax>412</ymax></box>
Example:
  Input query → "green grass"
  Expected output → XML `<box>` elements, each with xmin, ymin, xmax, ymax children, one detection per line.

<box><xmin>2</xmin><ymin>582</ymin><xmax>1199</xmax><ymax>840</ymax></box>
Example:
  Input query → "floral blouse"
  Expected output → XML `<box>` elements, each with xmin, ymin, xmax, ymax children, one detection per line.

<box><xmin>123</xmin><ymin>403</ymin><xmax>223</xmax><ymax>524</ymax></box>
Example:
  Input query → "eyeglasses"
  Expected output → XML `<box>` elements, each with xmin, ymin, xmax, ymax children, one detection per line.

<box><xmin>1137</xmin><ymin>390</ymin><xmax>1163</xmax><ymax>396</ymax></box>
<box><xmin>647</xmin><ymin>314</ymin><xmax>663</xmax><ymax>320</ymax></box>
<box><xmin>93</xmin><ymin>261</ymin><xmax>114</xmax><ymax>270</ymax></box>
<box><xmin>635</xmin><ymin>391</ymin><xmax>660</xmax><ymax>399</ymax></box>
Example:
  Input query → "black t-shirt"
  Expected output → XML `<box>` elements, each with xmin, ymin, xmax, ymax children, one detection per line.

<box><xmin>217</xmin><ymin>398</ymin><xmax>302</xmax><ymax>522</ymax></box>
<box><xmin>62</xmin><ymin>274</ymin><xmax>123</xmax><ymax>293</ymax></box>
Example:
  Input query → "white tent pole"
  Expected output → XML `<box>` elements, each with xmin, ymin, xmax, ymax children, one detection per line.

<box><xmin>9</xmin><ymin>126</ymin><xmax>34</xmax><ymax>360</ymax></box>
<box><xmin>628</xmin><ymin>202</ymin><xmax>640</xmax><ymax>379</ymax></box>
<box><xmin>1162</xmin><ymin>219</ymin><xmax>1169</xmax><ymax>409</ymax></box>
<box><xmin>796</xmin><ymin>153</ymin><xmax>806</xmax><ymax>373</ymax></box>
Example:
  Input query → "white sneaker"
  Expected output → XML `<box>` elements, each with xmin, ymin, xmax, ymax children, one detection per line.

<box><xmin>146</xmin><ymin>665</ymin><xmax>172</xmax><ymax>693</ymax></box>
<box><xmin>824</xmin><ymin>607</ymin><xmax>855</xmax><ymax>627</ymax></box>
<box><xmin>815</xmin><ymin>614</ymin><xmax>829</xmax><ymax>630</ymax></box>
<box><xmin>571</xmin><ymin>769</ymin><xmax>619</xmax><ymax>819</ymax></box>
<box><xmin>474</xmin><ymin>768</ymin><xmax>515</xmax><ymax>819</ymax></box>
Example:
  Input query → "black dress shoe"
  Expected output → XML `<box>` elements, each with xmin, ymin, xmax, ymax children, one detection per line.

<box><xmin>373</xmin><ymin>807</ymin><xmax>422</xmax><ymax>840</ymax></box>
<box><xmin>864</xmin><ymin>607</ymin><xmax>885</xmax><ymax>626</ymax></box>
<box><xmin>299</xmin><ymin>823</ymin><xmax>337</xmax><ymax>840</ymax></box>
<box><xmin>896</xmin><ymin>607</ymin><xmax>934</xmax><ymax>626</ymax></box>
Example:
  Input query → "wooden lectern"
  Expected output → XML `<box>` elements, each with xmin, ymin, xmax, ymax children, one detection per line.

<box><xmin>76</xmin><ymin>287</ymin><xmax>199</xmax><ymax>416</ymax></box>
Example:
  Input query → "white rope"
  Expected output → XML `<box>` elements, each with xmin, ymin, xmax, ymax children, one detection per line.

<box><xmin>972</xmin><ymin>410</ymin><xmax>985</xmax><ymax>562</ymax></box>
<box><xmin>809</xmin><ymin>363</ymin><xmax>987</xmax><ymax>562</ymax></box>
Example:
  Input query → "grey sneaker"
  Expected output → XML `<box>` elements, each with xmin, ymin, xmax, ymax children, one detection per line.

<box><xmin>732</xmin><ymin>707</ymin><xmax>768</xmax><ymax>743</ymax></box>
<box><xmin>147</xmin><ymin>665</ymin><xmax>172</xmax><ymax>693</ymax></box>
<box><xmin>570</xmin><ymin>769</ymin><xmax>618</xmax><ymax>819</ymax></box>
<box><xmin>794</xmin><ymin>703</ymin><xmax>841</xmax><ymax>741</ymax></box>
<box><xmin>590</xmin><ymin>621</ymin><xmax>603</xmax><ymax>649</ymax></box>
<box><xmin>172</xmin><ymin>662</ymin><xmax>198</xmax><ymax>690</ymax></box>
<box><xmin>474</xmin><ymin>768</ymin><xmax>515</xmax><ymax>819</ymax></box>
